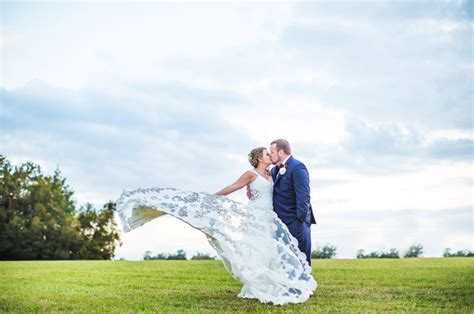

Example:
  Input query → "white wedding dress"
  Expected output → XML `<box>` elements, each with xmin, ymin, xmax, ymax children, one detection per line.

<box><xmin>116</xmin><ymin>169</ymin><xmax>317</xmax><ymax>305</ymax></box>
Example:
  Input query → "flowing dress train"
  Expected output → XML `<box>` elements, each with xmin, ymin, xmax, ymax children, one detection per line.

<box><xmin>116</xmin><ymin>169</ymin><xmax>317</xmax><ymax>305</ymax></box>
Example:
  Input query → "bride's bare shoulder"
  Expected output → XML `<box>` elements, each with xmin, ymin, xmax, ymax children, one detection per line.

<box><xmin>243</xmin><ymin>170</ymin><xmax>257</xmax><ymax>178</ymax></box>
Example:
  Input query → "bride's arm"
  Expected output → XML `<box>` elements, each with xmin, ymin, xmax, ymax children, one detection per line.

<box><xmin>215</xmin><ymin>171</ymin><xmax>256</xmax><ymax>196</ymax></box>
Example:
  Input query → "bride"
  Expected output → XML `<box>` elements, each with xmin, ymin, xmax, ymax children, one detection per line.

<box><xmin>116</xmin><ymin>147</ymin><xmax>317</xmax><ymax>305</ymax></box>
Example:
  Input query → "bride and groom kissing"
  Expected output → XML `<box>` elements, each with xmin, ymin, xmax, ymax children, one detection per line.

<box><xmin>117</xmin><ymin>138</ymin><xmax>317</xmax><ymax>305</ymax></box>
<box><xmin>215</xmin><ymin>139</ymin><xmax>316</xmax><ymax>266</ymax></box>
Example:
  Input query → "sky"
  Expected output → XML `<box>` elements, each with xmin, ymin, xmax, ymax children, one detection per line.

<box><xmin>1</xmin><ymin>1</ymin><xmax>472</xmax><ymax>260</ymax></box>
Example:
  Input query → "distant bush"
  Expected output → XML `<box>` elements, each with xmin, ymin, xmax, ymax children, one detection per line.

<box><xmin>191</xmin><ymin>252</ymin><xmax>216</xmax><ymax>260</ymax></box>
<box><xmin>167</xmin><ymin>250</ymin><xmax>187</xmax><ymax>260</ymax></box>
<box><xmin>311</xmin><ymin>244</ymin><xmax>337</xmax><ymax>259</ymax></box>
<box><xmin>443</xmin><ymin>248</ymin><xmax>474</xmax><ymax>257</ymax></box>
<box><xmin>143</xmin><ymin>249</ymin><xmax>187</xmax><ymax>260</ymax></box>
<box><xmin>356</xmin><ymin>248</ymin><xmax>400</xmax><ymax>259</ymax></box>
<box><xmin>404</xmin><ymin>244</ymin><xmax>423</xmax><ymax>258</ymax></box>
<box><xmin>380</xmin><ymin>248</ymin><xmax>400</xmax><ymax>258</ymax></box>
<box><xmin>357</xmin><ymin>249</ymin><xmax>377</xmax><ymax>259</ymax></box>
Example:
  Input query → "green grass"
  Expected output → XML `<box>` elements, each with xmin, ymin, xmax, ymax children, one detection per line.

<box><xmin>1</xmin><ymin>258</ymin><xmax>473</xmax><ymax>313</ymax></box>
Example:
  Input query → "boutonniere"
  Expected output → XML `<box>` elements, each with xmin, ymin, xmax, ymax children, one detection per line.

<box><xmin>278</xmin><ymin>165</ymin><xmax>286</xmax><ymax>176</ymax></box>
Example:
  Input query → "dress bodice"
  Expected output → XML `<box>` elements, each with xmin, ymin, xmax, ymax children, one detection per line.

<box><xmin>248</xmin><ymin>168</ymin><xmax>273</xmax><ymax>209</ymax></box>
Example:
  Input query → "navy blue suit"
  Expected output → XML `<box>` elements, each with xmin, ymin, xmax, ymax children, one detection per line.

<box><xmin>272</xmin><ymin>155</ymin><xmax>316</xmax><ymax>265</ymax></box>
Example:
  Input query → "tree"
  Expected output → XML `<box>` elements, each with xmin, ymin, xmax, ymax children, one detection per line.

<box><xmin>356</xmin><ymin>249</ymin><xmax>367</xmax><ymax>259</ymax></box>
<box><xmin>144</xmin><ymin>251</ymin><xmax>168</xmax><ymax>260</ymax></box>
<box><xmin>76</xmin><ymin>202</ymin><xmax>121</xmax><ymax>260</ymax></box>
<box><xmin>143</xmin><ymin>250</ymin><xmax>153</xmax><ymax>260</ymax></box>
<box><xmin>443</xmin><ymin>248</ymin><xmax>474</xmax><ymax>257</ymax></box>
<box><xmin>379</xmin><ymin>248</ymin><xmax>400</xmax><ymax>258</ymax></box>
<box><xmin>357</xmin><ymin>249</ymin><xmax>379</xmax><ymax>259</ymax></box>
<box><xmin>191</xmin><ymin>252</ymin><xmax>216</xmax><ymax>260</ymax></box>
<box><xmin>356</xmin><ymin>248</ymin><xmax>399</xmax><ymax>259</ymax></box>
<box><xmin>443</xmin><ymin>248</ymin><xmax>451</xmax><ymax>257</ymax></box>
<box><xmin>143</xmin><ymin>249</ymin><xmax>187</xmax><ymax>260</ymax></box>
<box><xmin>167</xmin><ymin>249</ymin><xmax>187</xmax><ymax>260</ymax></box>
<box><xmin>311</xmin><ymin>244</ymin><xmax>337</xmax><ymax>259</ymax></box>
<box><xmin>404</xmin><ymin>244</ymin><xmax>423</xmax><ymax>258</ymax></box>
<box><xmin>0</xmin><ymin>155</ymin><xmax>121</xmax><ymax>260</ymax></box>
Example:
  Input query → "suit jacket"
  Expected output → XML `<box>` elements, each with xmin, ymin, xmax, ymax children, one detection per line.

<box><xmin>271</xmin><ymin>155</ymin><xmax>316</xmax><ymax>225</ymax></box>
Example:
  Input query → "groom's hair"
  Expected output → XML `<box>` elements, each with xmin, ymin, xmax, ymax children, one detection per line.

<box><xmin>271</xmin><ymin>139</ymin><xmax>291</xmax><ymax>154</ymax></box>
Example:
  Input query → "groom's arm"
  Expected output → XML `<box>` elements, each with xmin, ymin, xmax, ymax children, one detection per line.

<box><xmin>293</xmin><ymin>163</ymin><xmax>311</xmax><ymax>222</ymax></box>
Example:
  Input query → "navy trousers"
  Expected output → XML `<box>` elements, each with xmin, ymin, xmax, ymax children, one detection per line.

<box><xmin>286</xmin><ymin>219</ymin><xmax>312</xmax><ymax>266</ymax></box>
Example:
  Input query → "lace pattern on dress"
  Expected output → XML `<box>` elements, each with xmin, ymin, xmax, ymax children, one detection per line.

<box><xmin>116</xmin><ymin>175</ymin><xmax>316</xmax><ymax>305</ymax></box>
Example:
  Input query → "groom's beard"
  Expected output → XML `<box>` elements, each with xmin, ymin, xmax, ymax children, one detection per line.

<box><xmin>272</xmin><ymin>157</ymin><xmax>281</xmax><ymax>166</ymax></box>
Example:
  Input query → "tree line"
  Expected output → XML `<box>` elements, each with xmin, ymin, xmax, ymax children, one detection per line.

<box><xmin>143</xmin><ymin>244</ymin><xmax>473</xmax><ymax>261</ymax></box>
<box><xmin>143</xmin><ymin>250</ymin><xmax>216</xmax><ymax>260</ymax></box>
<box><xmin>0</xmin><ymin>156</ymin><xmax>121</xmax><ymax>260</ymax></box>
<box><xmin>311</xmin><ymin>244</ymin><xmax>474</xmax><ymax>259</ymax></box>
<box><xmin>3</xmin><ymin>156</ymin><xmax>471</xmax><ymax>261</ymax></box>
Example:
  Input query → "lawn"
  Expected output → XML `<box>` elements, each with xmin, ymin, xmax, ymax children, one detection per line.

<box><xmin>1</xmin><ymin>258</ymin><xmax>473</xmax><ymax>312</ymax></box>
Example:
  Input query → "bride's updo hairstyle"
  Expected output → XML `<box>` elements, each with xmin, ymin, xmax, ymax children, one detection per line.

<box><xmin>248</xmin><ymin>147</ymin><xmax>266</xmax><ymax>168</ymax></box>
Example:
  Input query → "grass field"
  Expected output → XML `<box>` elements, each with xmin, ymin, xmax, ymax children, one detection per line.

<box><xmin>1</xmin><ymin>258</ymin><xmax>473</xmax><ymax>313</ymax></box>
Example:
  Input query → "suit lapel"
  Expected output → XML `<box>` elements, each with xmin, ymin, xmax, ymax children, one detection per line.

<box><xmin>274</xmin><ymin>172</ymin><xmax>282</xmax><ymax>185</ymax></box>
<box><xmin>271</xmin><ymin>166</ymin><xmax>278</xmax><ymax>183</ymax></box>
<box><xmin>274</xmin><ymin>156</ymin><xmax>294</xmax><ymax>186</ymax></box>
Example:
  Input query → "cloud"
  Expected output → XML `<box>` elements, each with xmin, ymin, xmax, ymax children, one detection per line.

<box><xmin>1</xmin><ymin>79</ymin><xmax>255</xmax><ymax>206</ymax></box>
<box><xmin>0</xmin><ymin>33</ymin><xmax>17</xmax><ymax>49</ymax></box>
<box><xmin>341</xmin><ymin>119</ymin><xmax>473</xmax><ymax>163</ymax></box>
<box><xmin>293</xmin><ymin>117</ymin><xmax>472</xmax><ymax>177</ymax></box>
<box><xmin>1</xmin><ymin>1</ymin><xmax>471</xmax><ymax>261</ymax></box>
<box><xmin>292</xmin><ymin>1</ymin><xmax>473</xmax><ymax>23</ymax></box>
<box><xmin>427</xmin><ymin>138</ymin><xmax>474</xmax><ymax>160</ymax></box>
<box><xmin>279</xmin><ymin>1</ymin><xmax>473</xmax><ymax>130</ymax></box>
<box><xmin>312</xmin><ymin>162</ymin><xmax>471</xmax><ymax>214</ymax></box>
<box><xmin>315</xmin><ymin>205</ymin><xmax>473</xmax><ymax>258</ymax></box>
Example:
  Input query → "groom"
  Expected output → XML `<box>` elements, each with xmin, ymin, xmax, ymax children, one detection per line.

<box><xmin>269</xmin><ymin>139</ymin><xmax>316</xmax><ymax>266</ymax></box>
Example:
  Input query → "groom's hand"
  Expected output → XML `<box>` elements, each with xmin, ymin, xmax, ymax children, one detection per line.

<box><xmin>246</xmin><ymin>185</ymin><xmax>252</xmax><ymax>199</ymax></box>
